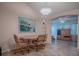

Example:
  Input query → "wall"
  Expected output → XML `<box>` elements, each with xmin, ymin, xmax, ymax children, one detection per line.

<box><xmin>0</xmin><ymin>3</ymin><xmax>39</xmax><ymax>52</ymax></box>
<box><xmin>0</xmin><ymin>11</ymin><xmax>39</xmax><ymax>52</ymax></box>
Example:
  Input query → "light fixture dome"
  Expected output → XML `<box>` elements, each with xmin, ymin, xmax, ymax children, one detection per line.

<box><xmin>40</xmin><ymin>8</ymin><xmax>52</xmax><ymax>16</ymax></box>
<box><xmin>59</xmin><ymin>18</ymin><xmax>65</xmax><ymax>23</ymax></box>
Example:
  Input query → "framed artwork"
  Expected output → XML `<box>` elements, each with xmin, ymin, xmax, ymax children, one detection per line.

<box><xmin>18</xmin><ymin>17</ymin><xmax>35</xmax><ymax>32</ymax></box>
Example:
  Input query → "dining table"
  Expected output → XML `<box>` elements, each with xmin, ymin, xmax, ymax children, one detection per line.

<box><xmin>19</xmin><ymin>35</ymin><xmax>38</xmax><ymax>44</ymax></box>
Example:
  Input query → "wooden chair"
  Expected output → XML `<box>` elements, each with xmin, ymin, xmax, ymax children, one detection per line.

<box><xmin>18</xmin><ymin>37</ymin><xmax>36</xmax><ymax>53</ymax></box>
<box><xmin>35</xmin><ymin>43</ymin><xmax>46</xmax><ymax>51</ymax></box>
<box><xmin>37</xmin><ymin>35</ymin><xmax>47</xmax><ymax>42</ymax></box>
<box><xmin>27</xmin><ymin>39</ymin><xmax>37</xmax><ymax>53</ymax></box>
<box><xmin>34</xmin><ymin>35</ymin><xmax>47</xmax><ymax>51</ymax></box>
<box><xmin>13</xmin><ymin>34</ymin><xmax>28</xmax><ymax>55</ymax></box>
<box><xmin>14</xmin><ymin>34</ymin><xmax>27</xmax><ymax>48</ymax></box>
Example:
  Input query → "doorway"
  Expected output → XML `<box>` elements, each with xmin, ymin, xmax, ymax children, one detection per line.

<box><xmin>51</xmin><ymin>15</ymin><xmax>78</xmax><ymax>47</ymax></box>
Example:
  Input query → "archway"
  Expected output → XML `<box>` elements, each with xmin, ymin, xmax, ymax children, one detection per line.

<box><xmin>51</xmin><ymin>15</ymin><xmax>78</xmax><ymax>47</ymax></box>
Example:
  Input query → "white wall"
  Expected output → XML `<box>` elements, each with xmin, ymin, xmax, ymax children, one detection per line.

<box><xmin>0</xmin><ymin>12</ymin><xmax>18</xmax><ymax>52</ymax></box>
<box><xmin>0</xmin><ymin>11</ymin><xmax>37</xmax><ymax>52</ymax></box>
<box><xmin>0</xmin><ymin>3</ymin><xmax>38</xmax><ymax>52</ymax></box>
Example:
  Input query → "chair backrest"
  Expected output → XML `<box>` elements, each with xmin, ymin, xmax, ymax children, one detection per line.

<box><xmin>38</xmin><ymin>35</ymin><xmax>47</xmax><ymax>42</ymax></box>
<box><xmin>14</xmin><ymin>34</ymin><xmax>19</xmax><ymax>43</ymax></box>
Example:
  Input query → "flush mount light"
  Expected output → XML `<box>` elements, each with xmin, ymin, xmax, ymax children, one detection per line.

<box><xmin>59</xmin><ymin>18</ymin><xmax>65</xmax><ymax>23</ymax></box>
<box><xmin>60</xmin><ymin>20</ymin><xmax>65</xmax><ymax>23</ymax></box>
<box><xmin>40</xmin><ymin>8</ymin><xmax>52</xmax><ymax>16</ymax></box>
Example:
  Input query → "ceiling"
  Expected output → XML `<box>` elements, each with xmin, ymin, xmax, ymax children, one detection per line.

<box><xmin>26</xmin><ymin>2</ymin><xmax>79</xmax><ymax>19</ymax></box>
<box><xmin>52</xmin><ymin>15</ymin><xmax>78</xmax><ymax>24</ymax></box>
<box><xmin>0</xmin><ymin>2</ymin><xmax>79</xmax><ymax>20</ymax></box>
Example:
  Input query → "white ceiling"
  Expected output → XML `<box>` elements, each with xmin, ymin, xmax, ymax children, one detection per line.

<box><xmin>0</xmin><ymin>2</ymin><xmax>79</xmax><ymax>21</ymax></box>
<box><xmin>26</xmin><ymin>2</ymin><xmax>79</xmax><ymax>18</ymax></box>
<box><xmin>52</xmin><ymin>15</ymin><xmax>78</xmax><ymax>24</ymax></box>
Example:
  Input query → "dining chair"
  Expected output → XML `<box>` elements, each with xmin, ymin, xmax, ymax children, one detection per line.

<box><xmin>27</xmin><ymin>39</ymin><xmax>37</xmax><ymax>53</ymax></box>
<box><xmin>34</xmin><ymin>35</ymin><xmax>47</xmax><ymax>51</ymax></box>
<box><xmin>37</xmin><ymin>35</ymin><xmax>47</xmax><ymax>42</ymax></box>
<box><xmin>13</xmin><ymin>34</ymin><xmax>28</xmax><ymax>55</ymax></box>
<box><xmin>19</xmin><ymin>37</ymin><xmax>36</xmax><ymax>53</ymax></box>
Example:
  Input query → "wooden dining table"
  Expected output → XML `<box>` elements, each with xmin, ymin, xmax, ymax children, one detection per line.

<box><xmin>19</xmin><ymin>35</ymin><xmax>38</xmax><ymax>44</ymax></box>
<box><xmin>12</xmin><ymin>34</ymin><xmax>47</xmax><ymax>54</ymax></box>
<box><xmin>23</xmin><ymin>35</ymin><xmax>38</xmax><ymax>39</ymax></box>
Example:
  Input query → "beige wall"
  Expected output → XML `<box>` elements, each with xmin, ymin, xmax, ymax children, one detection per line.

<box><xmin>0</xmin><ymin>12</ymin><xmax>18</xmax><ymax>52</ymax></box>
<box><xmin>0</xmin><ymin>3</ymin><xmax>37</xmax><ymax>52</ymax></box>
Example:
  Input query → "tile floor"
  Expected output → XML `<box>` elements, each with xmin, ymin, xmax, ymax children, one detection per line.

<box><xmin>2</xmin><ymin>40</ymin><xmax>79</xmax><ymax>56</ymax></box>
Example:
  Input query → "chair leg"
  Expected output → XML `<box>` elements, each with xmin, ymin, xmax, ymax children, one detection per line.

<box><xmin>13</xmin><ymin>48</ymin><xmax>25</xmax><ymax>55</ymax></box>
<box><xmin>27</xmin><ymin>49</ymin><xmax>30</xmax><ymax>53</ymax></box>
<box><xmin>35</xmin><ymin>45</ymin><xmax>39</xmax><ymax>52</ymax></box>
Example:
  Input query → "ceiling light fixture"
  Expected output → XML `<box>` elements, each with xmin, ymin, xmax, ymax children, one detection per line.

<box><xmin>59</xmin><ymin>18</ymin><xmax>65</xmax><ymax>23</ymax></box>
<box><xmin>60</xmin><ymin>20</ymin><xmax>65</xmax><ymax>23</ymax></box>
<box><xmin>40</xmin><ymin>8</ymin><xmax>52</xmax><ymax>16</ymax></box>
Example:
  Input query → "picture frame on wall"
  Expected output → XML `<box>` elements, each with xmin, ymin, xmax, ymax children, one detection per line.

<box><xmin>18</xmin><ymin>16</ymin><xmax>36</xmax><ymax>33</ymax></box>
